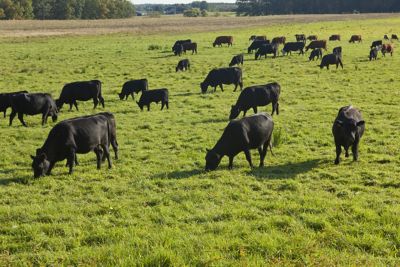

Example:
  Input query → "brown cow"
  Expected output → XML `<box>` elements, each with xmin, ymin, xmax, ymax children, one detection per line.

<box><xmin>391</xmin><ymin>34</ymin><xmax>399</xmax><ymax>41</ymax></box>
<box><xmin>306</xmin><ymin>40</ymin><xmax>327</xmax><ymax>51</ymax></box>
<box><xmin>329</xmin><ymin>34</ymin><xmax>341</xmax><ymax>41</ymax></box>
<box><xmin>381</xmin><ymin>44</ymin><xmax>394</xmax><ymax>57</ymax></box>
<box><xmin>213</xmin><ymin>36</ymin><xmax>233</xmax><ymax>47</ymax></box>
<box><xmin>384</xmin><ymin>35</ymin><xmax>389</xmax><ymax>40</ymax></box>
<box><xmin>295</xmin><ymin>34</ymin><xmax>306</xmax><ymax>43</ymax></box>
<box><xmin>182</xmin><ymin>42</ymin><xmax>197</xmax><ymax>54</ymax></box>
<box><xmin>349</xmin><ymin>35</ymin><xmax>362</xmax><ymax>43</ymax></box>
<box><xmin>250</xmin><ymin>35</ymin><xmax>267</xmax><ymax>41</ymax></box>
<box><xmin>272</xmin><ymin>36</ymin><xmax>286</xmax><ymax>45</ymax></box>
<box><xmin>307</xmin><ymin>35</ymin><xmax>318</xmax><ymax>41</ymax></box>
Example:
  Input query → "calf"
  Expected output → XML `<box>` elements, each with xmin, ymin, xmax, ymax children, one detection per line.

<box><xmin>56</xmin><ymin>80</ymin><xmax>104</xmax><ymax>111</ymax></box>
<box><xmin>213</xmin><ymin>36</ymin><xmax>233</xmax><ymax>47</ymax></box>
<box><xmin>31</xmin><ymin>113</ymin><xmax>118</xmax><ymax>177</ymax></box>
<box><xmin>272</xmin><ymin>36</ymin><xmax>286</xmax><ymax>45</ymax></box>
<box><xmin>332</xmin><ymin>106</ymin><xmax>365</xmax><ymax>165</ymax></box>
<box><xmin>391</xmin><ymin>34</ymin><xmax>399</xmax><ymax>41</ymax></box>
<box><xmin>136</xmin><ymin>89</ymin><xmax>169</xmax><ymax>111</ymax></box>
<box><xmin>205</xmin><ymin>113</ymin><xmax>274</xmax><ymax>170</ymax></box>
<box><xmin>229</xmin><ymin>54</ymin><xmax>244</xmax><ymax>67</ymax></box>
<box><xmin>329</xmin><ymin>34</ymin><xmax>341</xmax><ymax>41</ymax></box>
<box><xmin>118</xmin><ymin>79</ymin><xmax>148</xmax><ymax>100</ymax></box>
<box><xmin>229</xmin><ymin>82</ymin><xmax>281</xmax><ymax>120</ymax></box>
<box><xmin>307</xmin><ymin>35</ymin><xmax>318</xmax><ymax>41</ymax></box>
<box><xmin>381</xmin><ymin>44</ymin><xmax>394</xmax><ymax>57</ymax></box>
<box><xmin>248</xmin><ymin>40</ymin><xmax>270</xmax><ymax>54</ymax></box>
<box><xmin>182</xmin><ymin>42</ymin><xmax>197</xmax><ymax>54</ymax></box>
<box><xmin>176</xmin><ymin>59</ymin><xmax>190</xmax><ymax>72</ymax></box>
<box><xmin>349</xmin><ymin>35</ymin><xmax>362</xmax><ymax>43</ymax></box>
<box><xmin>201</xmin><ymin>67</ymin><xmax>243</xmax><ymax>93</ymax></box>
<box><xmin>295</xmin><ymin>34</ymin><xmax>306</xmax><ymax>43</ymax></box>
<box><xmin>371</xmin><ymin>40</ymin><xmax>382</xmax><ymax>49</ymax></box>
<box><xmin>255</xmin><ymin>44</ymin><xmax>278</xmax><ymax>59</ymax></box>
<box><xmin>282</xmin><ymin>42</ymin><xmax>305</xmax><ymax>55</ymax></box>
<box><xmin>309</xmin><ymin>48</ymin><xmax>322</xmax><ymax>61</ymax></box>
<box><xmin>9</xmin><ymin>93</ymin><xmax>58</xmax><ymax>127</ymax></box>
<box><xmin>320</xmin><ymin>54</ymin><xmax>343</xmax><ymax>70</ymax></box>
<box><xmin>0</xmin><ymin>90</ymin><xmax>28</xmax><ymax>117</ymax></box>
<box><xmin>369</xmin><ymin>47</ymin><xmax>378</xmax><ymax>61</ymax></box>
<box><xmin>306</xmin><ymin>40</ymin><xmax>327</xmax><ymax>51</ymax></box>
<box><xmin>172</xmin><ymin>39</ymin><xmax>191</xmax><ymax>51</ymax></box>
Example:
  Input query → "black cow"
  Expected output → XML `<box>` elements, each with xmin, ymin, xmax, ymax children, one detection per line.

<box><xmin>172</xmin><ymin>39</ymin><xmax>191</xmax><ymax>51</ymax></box>
<box><xmin>176</xmin><ymin>59</ymin><xmax>190</xmax><ymax>72</ymax></box>
<box><xmin>391</xmin><ymin>34</ymin><xmax>398</xmax><ymax>41</ymax></box>
<box><xmin>282</xmin><ymin>42</ymin><xmax>305</xmax><ymax>55</ymax></box>
<box><xmin>255</xmin><ymin>44</ymin><xmax>278</xmax><ymax>60</ymax></box>
<box><xmin>247</xmin><ymin>40</ymin><xmax>270</xmax><ymax>54</ymax></box>
<box><xmin>229</xmin><ymin>54</ymin><xmax>244</xmax><ymax>67</ymax></box>
<box><xmin>0</xmin><ymin>90</ymin><xmax>28</xmax><ymax>118</ymax></box>
<box><xmin>295</xmin><ymin>34</ymin><xmax>306</xmax><ymax>43</ymax></box>
<box><xmin>369</xmin><ymin>48</ymin><xmax>378</xmax><ymax>61</ymax></box>
<box><xmin>173</xmin><ymin>44</ymin><xmax>183</xmax><ymax>56</ymax></box>
<box><xmin>384</xmin><ymin>35</ymin><xmax>389</xmax><ymax>40</ymax></box>
<box><xmin>371</xmin><ymin>40</ymin><xmax>382</xmax><ymax>49</ymax></box>
<box><xmin>118</xmin><ymin>79</ymin><xmax>148</xmax><ymax>100</ymax></box>
<box><xmin>333</xmin><ymin>46</ymin><xmax>342</xmax><ymax>57</ymax></box>
<box><xmin>332</xmin><ymin>106</ymin><xmax>365</xmax><ymax>165</ymax></box>
<box><xmin>309</xmin><ymin>48</ymin><xmax>322</xmax><ymax>61</ymax></box>
<box><xmin>9</xmin><ymin>93</ymin><xmax>58</xmax><ymax>127</ymax></box>
<box><xmin>182</xmin><ymin>42</ymin><xmax>197</xmax><ymax>55</ymax></box>
<box><xmin>229</xmin><ymin>82</ymin><xmax>281</xmax><ymax>120</ymax></box>
<box><xmin>201</xmin><ymin>67</ymin><xmax>243</xmax><ymax>93</ymax></box>
<box><xmin>320</xmin><ymin>54</ymin><xmax>343</xmax><ymax>70</ymax></box>
<box><xmin>31</xmin><ymin>113</ymin><xmax>118</xmax><ymax>177</ymax></box>
<box><xmin>56</xmin><ymin>80</ymin><xmax>104</xmax><ymax>111</ymax></box>
<box><xmin>136</xmin><ymin>89</ymin><xmax>169</xmax><ymax>111</ymax></box>
<box><xmin>306</xmin><ymin>40</ymin><xmax>327</xmax><ymax>51</ymax></box>
<box><xmin>205</xmin><ymin>113</ymin><xmax>274</xmax><ymax>170</ymax></box>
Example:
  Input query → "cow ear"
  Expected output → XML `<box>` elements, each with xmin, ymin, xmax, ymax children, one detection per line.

<box><xmin>30</xmin><ymin>155</ymin><xmax>35</xmax><ymax>160</ymax></box>
<box><xmin>335</xmin><ymin>120</ymin><xmax>344</xmax><ymax>127</ymax></box>
<box><xmin>357</xmin><ymin>120</ymin><xmax>365</xmax><ymax>127</ymax></box>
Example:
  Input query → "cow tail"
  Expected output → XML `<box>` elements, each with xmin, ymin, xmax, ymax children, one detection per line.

<box><xmin>98</xmin><ymin>81</ymin><xmax>105</xmax><ymax>107</ymax></box>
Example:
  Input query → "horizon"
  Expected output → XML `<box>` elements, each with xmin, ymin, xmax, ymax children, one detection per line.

<box><xmin>132</xmin><ymin>0</ymin><xmax>235</xmax><ymax>4</ymax></box>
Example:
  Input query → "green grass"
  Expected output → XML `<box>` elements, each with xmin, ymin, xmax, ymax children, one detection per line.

<box><xmin>1</xmin><ymin>17</ymin><xmax>400</xmax><ymax>265</ymax></box>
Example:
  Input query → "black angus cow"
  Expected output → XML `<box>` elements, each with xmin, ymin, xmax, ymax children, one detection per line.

<box><xmin>391</xmin><ymin>34</ymin><xmax>399</xmax><ymax>41</ymax></box>
<box><xmin>332</xmin><ymin>106</ymin><xmax>365</xmax><ymax>165</ymax></box>
<box><xmin>249</xmin><ymin>35</ymin><xmax>267</xmax><ymax>41</ymax></box>
<box><xmin>333</xmin><ymin>46</ymin><xmax>342</xmax><ymax>56</ymax></box>
<box><xmin>176</xmin><ymin>59</ymin><xmax>190</xmax><ymax>72</ymax></box>
<box><xmin>201</xmin><ymin>67</ymin><xmax>243</xmax><ymax>93</ymax></box>
<box><xmin>371</xmin><ymin>40</ymin><xmax>382</xmax><ymax>49</ymax></box>
<box><xmin>118</xmin><ymin>79</ymin><xmax>148</xmax><ymax>100</ymax></box>
<box><xmin>309</xmin><ymin>48</ymin><xmax>322</xmax><ymax>61</ymax></box>
<box><xmin>173</xmin><ymin>45</ymin><xmax>183</xmax><ymax>56</ymax></box>
<box><xmin>56</xmin><ymin>80</ymin><xmax>104</xmax><ymax>111</ymax></box>
<box><xmin>136</xmin><ymin>89</ymin><xmax>169</xmax><ymax>111</ymax></box>
<box><xmin>9</xmin><ymin>93</ymin><xmax>58</xmax><ymax>127</ymax></box>
<box><xmin>229</xmin><ymin>54</ymin><xmax>244</xmax><ymax>67</ymax></box>
<box><xmin>369</xmin><ymin>47</ymin><xmax>378</xmax><ymax>61</ymax></box>
<box><xmin>205</xmin><ymin>113</ymin><xmax>274</xmax><ymax>170</ymax></box>
<box><xmin>384</xmin><ymin>35</ymin><xmax>389</xmax><ymax>40</ymax></box>
<box><xmin>247</xmin><ymin>40</ymin><xmax>270</xmax><ymax>54</ymax></box>
<box><xmin>295</xmin><ymin>34</ymin><xmax>306</xmax><ymax>43</ymax></box>
<box><xmin>282</xmin><ymin>42</ymin><xmax>305</xmax><ymax>55</ymax></box>
<box><xmin>306</xmin><ymin>40</ymin><xmax>327</xmax><ymax>51</ymax></box>
<box><xmin>172</xmin><ymin>39</ymin><xmax>191</xmax><ymax>51</ymax></box>
<box><xmin>329</xmin><ymin>34</ymin><xmax>341</xmax><ymax>41</ymax></box>
<box><xmin>349</xmin><ymin>35</ymin><xmax>362</xmax><ymax>43</ymax></box>
<box><xmin>320</xmin><ymin>54</ymin><xmax>343</xmax><ymax>70</ymax></box>
<box><xmin>255</xmin><ymin>44</ymin><xmax>278</xmax><ymax>59</ymax></box>
<box><xmin>0</xmin><ymin>90</ymin><xmax>28</xmax><ymax>117</ymax></box>
<box><xmin>182</xmin><ymin>42</ymin><xmax>197</xmax><ymax>54</ymax></box>
<box><xmin>213</xmin><ymin>36</ymin><xmax>233</xmax><ymax>47</ymax></box>
<box><xmin>229</xmin><ymin>82</ymin><xmax>281</xmax><ymax>120</ymax></box>
<box><xmin>31</xmin><ymin>112</ymin><xmax>118</xmax><ymax>177</ymax></box>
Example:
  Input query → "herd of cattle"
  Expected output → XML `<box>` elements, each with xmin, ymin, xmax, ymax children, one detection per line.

<box><xmin>0</xmin><ymin>31</ymin><xmax>397</xmax><ymax>177</ymax></box>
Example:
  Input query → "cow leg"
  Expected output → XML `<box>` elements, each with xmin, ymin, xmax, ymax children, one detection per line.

<box><xmin>67</xmin><ymin>148</ymin><xmax>76</xmax><ymax>174</ymax></box>
<box><xmin>111</xmin><ymin>139</ymin><xmax>119</xmax><ymax>160</ymax></box>
<box><xmin>253</xmin><ymin>106</ymin><xmax>258</xmax><ymax>114</ymax></box>
<box><xmin>258</xmin><ymin>147</ymin><xmax>265</xmax><ymax>167</ymax></box>
<box><xmin>69</xmin><ymin>103</ymin><xmax>73</xmax><ymax>111</ymax></box>
<box><xmin>147</xmin><ymin>105</ymin><xmax>150</xmax><ymax>111</ymax></box>
<box><xmin>93</xmin><ymin>98</ymin><xmax>99</xmax><ymax>109</ymax></box>
<box><xmin>102</xmin><ymin>145</ymin><xmax>112</xmax><ymax>169</ymax></box>
<box><xmin>335</xmin><ymin>145</ymin><xmax>342</xmax><ymax>165</ymax></box>
<box><xmin>272</xmin><ymin>102</ymin><xmax>276</xmax><ymax>115</ymax></box>
<box><xmin>243</xmin><ymin>110</ymin><xmax>247</xmax><ymax>117</ymax></box>
<box><xmin>233</xmin><ymin>84</ymin><xmax>238</xmax><ymax>92</ymax></box>
<box><xmin>244</xmin><ymin>148</ymin><xmax>253</xmax><ymax>168</ymax></box>
<box><xmin>165</xmin><ymin>101</ymin><xmax>169</xmax><ymax>109</ymax></box>
<box><xmin>239</xmin><ymin>81</ymin><xmax>243</xmax><ymax>91</ymax></box>
<box><xmin>3</xmin><ymin>111</ymin><xmax>6</xmax><ymax>118</ymax></box>
<box><xmin>130</xmin><ymin>94</ymin><xmax>134</xmax><ymax>100</ymax></box>
<box><xmin>161</xmin><ymin>102</ymin><xmax>165</xmax><ymax>110</ymax></box>
<box><xmin>18</xmin><ymin>113</ymin><xmax>27</xmax><ymax>127</ymax></box>
<box><xmin>344</xmin><ymin>146</ymin><xmax>350</xmax><ymax>158</ymax></box>
<box><xmin>99</xmin><ymin>96</ymin><xmax>105</xmax><ymax>108</ymax></box>
<box><xmin>9</xmin><ymin>110</ymin><xmax>17</xmax><ymax>126</ymax></box>
<box><xmin>276</xmin><ymin>103</ymin><xmax>280</xmax><ymax>115</ymax></box>
<box><xmin>94</xmin><ymin>147</ymin><xmax>102</xmax><ymax>169</ymax></box>
<box><xmin>228</xmin><ymin>156</ymin><xmax>234</xmax><ymax>169</ymax></box>
<box><xmin>352</xmin><ymin>139</ymin><xmax>360</xmax><ymax>161</ymax></box>
<box><xmin>220</xmin><ymin>84</ymin><xmax>224</xmax><ymax>92</ymax></box>
<box><xmin>46</xmin><ymin>161</ymin><xmax>55</xmax><ymax>175</ymax></box>
<box><xmin>73</xmin><ymin>101</ymin><xmax>79</xmax><ymax>111</ymax></box>
<box><xmin>42</xmin><ymin>110</ymin><xmax>49</xmax><ymax>126</ymax></box>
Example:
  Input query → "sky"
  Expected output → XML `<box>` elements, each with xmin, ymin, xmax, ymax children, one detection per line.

<box><xmin>132</xmin><ymin>0</ymin><xmax>235</xmax><ymax>4</ymax></box>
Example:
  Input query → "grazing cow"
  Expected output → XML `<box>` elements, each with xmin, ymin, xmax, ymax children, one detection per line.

<box><xmin>332</xmin><ymin>106</ymin><xmax>365</xmax><ymax>165</ymax></box>
<box><xmin>248</xmin><ymin>40</ymin><xmax>270</xmax><ymax>53</ymax></box>
<box><xmin>201</xmin><ymin>67</ymin><xmax>243</xmax><ymax>93</ymax></box>
<box><xmin>320</xmin><ymin>54</ymin><xmax>343</xmax><ymax>70</ymax></box>
<box><xmin>176</xmin><ymin>59</ymin><xmax>190</xmax><ymax>72</ymax></box>
<box><xmin>136</xmin><ymin>89</ymin><xmax>169</xmax><ymax>111</ymax></box>
<box><xmin>213</xmin><ymin>36</ymin><xmax>233</xmax><ymax>47</ymax></box>
<box><xmin>307</xmin><ymin>35</ymin><xmax>318</xmax><ymax>41</ymax></box>
<box><xmin>384</xmin><ymin>35</ymin><xmax>389</xmax><ymax>40</ymax></box>
<box><xmin>371</xmin><ymin>40</ymin><xmax>382</xmax><ymax>49</ymax></box>
<box><xmin>205</xmin><ymin>113</ymin><xmax>274</xmax><ymax>170</ymax></box>
<box><xmin>0</xmin><ymin>90</ymin><xmax>28</xmax><ymax>118</ymax></box>
<box><xmin>369</xmin><ymin>47</ymin><xmax>378</xmax><ymax>61</ymax></box>
<box><xmin>229</xmin><ymin>82</ymin><xmax>281</xmax><ymax>120</ymax></box>
<box><xmin>309</xmin><ymin>48</ymin><xmax>322</xmax><ymax>61</ymax></box>
<box><xmin>118</xmin><ymin>79</ymin><xmax>148</xmax><ymax>100</ymax></box>
<box><xmin>272</xmin><ymin>36</ymin><xmax>286</xmax><ymax>45</ymax></box>
<box><xmin>349</xmin><ymin>35</ymin><xmax>362</xmax><ymax>43</ymax></box>
<box><xmin>182</xmin><ymin>42</ymin><xmax>197</xmax><ymax>54</ymax></box>
<box><xmin>381</xmin><ymin>44</ymin><xmax>394</xmax><ymax>57</ymax></box>
<box><xmin>329</xmin><ymin>34</ymin><xmax>341</xmax><ymax>41</ymax></box>
<box><xmin>31</xmin><ymin>113</ymin><xmax>118</xmax><ymax>177</ymax></box>
<box><xmin>249</xmin><ymin>35</ymin><xmax>267</xmax><ymax>41</ymax></box>
<box><xmin>391</xmin><ymin>34</ymin><xmax>399</xmax><ymax>41</ymax></box>
<box><xmin>229</xmin><ymin>54</ymin><xmax>244</xmax><ymax>67</ymax></box>
<box><xmin>56</xmin><ymin>80</ymin><xmax>104</xmax><ymax>111</ymax></box>
<box><xmin>172</xmin><ymin>39</ymin><xmax>191</xmax><ymax>51</ymax></box>
<box><xmin>333</xmin><ymin>46</ymin><xmax>342</xmax><ymax>57</ymax></box>
<box><xmin>306</xmin><ymin>40</ymin><xmax>327</xmax><ymax>51</ymax></box>
<box><xmin>173</xmin><ymin>44</ymin><xmax>183</xmax><ymax>56</ymax></box>
<box><xmin>295</xmin><ymin>34</ymin><xmax>306</xmax><ymax>43</ymax></box>
<box><xmin>255</xmin><ymin>44</ymin><xmax>279</xmax><ymax>59</ymax></box>
<box><xmin>9</xmin><ymin>93</ymin><xmax>58</xmax><ymax>127</ymax></box>
<box><xmin>282</xmin><ymin>42</ymin><xmax>305</xmax><ymax>55</ymax></box>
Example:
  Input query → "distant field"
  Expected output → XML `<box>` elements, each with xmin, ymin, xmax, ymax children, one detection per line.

<box><xmin>0</xmin><ymin>15</ymin><xmax>400</xmax><ymax>265</ymax></box>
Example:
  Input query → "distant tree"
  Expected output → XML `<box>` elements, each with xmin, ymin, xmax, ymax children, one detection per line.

<box><xmin>0</xmin><ymin>0</ymin><xmax>33</xmax><ymax>19</ymax></box>
<box><xmin>191</xmin><ymin>1</ymin><xmax>208</xmax><ymax>11</ymax></box>
<box><xmin>183</xmin><ymin>7</ymin><xmax>201</xmax><ymax>17</ymax></box>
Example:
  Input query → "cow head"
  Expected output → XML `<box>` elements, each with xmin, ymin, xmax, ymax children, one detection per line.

<box><xmin>136</xmin><ymin>101</ymin><xmax>144</xmax><ymax>111</ymax></box>
<box><xmin>205</xmin><ymin>148</ymin><xmax>222</xmax><ymax>171</ymax></box>
<box><xmin>335</xmin><ymin>119</ymin><xmax>365</xmax><ymax>142</ymax></box>
<box><xmin>55</xmin><ymin>99</ymin><xmax>63</xmax><ymax>110</ymax></box>
<box><xmin>229</xmin><ymin>105</ymin><xmax>240</xmax><ymax>120</ymax></box>
<box><xmin>31</xmin><ymin>153</ymin><xmax>50</xmax><ymax>178</ymax></box>
<box><xmin>118</xmin><ymin>93</ymin><xmax>124</xmax><ymax>100</ymax></box>
<box><xmin>200</xmin><ymin>82</ymin><xmax>208</xmax><ymax>94</ymax></box>
<box><xmin>212</xmin><ymin>43</ymin><xmax>216</xmax><ymax>47</ymax></box>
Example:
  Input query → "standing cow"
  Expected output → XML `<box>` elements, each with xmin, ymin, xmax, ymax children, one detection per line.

<box><xmin>295</xmin><ymin>34</ymin><xmax>306</xmax><ymax>43</ymax></box>
<box><xmin>255</xmin><ymin>44</ymin><xmax>279</xmax><ymax>59</ymax></box>
<box><xmin>306</xmin><ymin>40</ymin><xmax>327</xmax><ymax>51</ymax></box>
<box><xmin>329</xmin><ymin>35</ymin><xmax>341</xmax><ymax>41</ymax></box>
<box><xmin>391</xmin><ymin>34</ymin><xmax>399</xmax><ymax>41</ymax></box>
<box><xmin>349</xmin><ymin>35</ymin><xmax>362</xmax><ymax>43</ymax></box>
<box><xmin>118</xmin><ymin>79</ymin><xmax>148</xmax><ymax>100</ymax></box>
<box><xmin>0</xmin><ymin>90</ymin><xmax>28</xmax><ymax>118</ymax></box>
<box><xmin>309</xmin><ymin>48</ymin><xmax>322</xmax><ymax>61</ymax></box>
<box><xmin>201</xmin><ymin>67</ymin><xmax>243</xmax><ymax>93</ymax></box>
<box><xmin>213</xmin><ymin>36</ymin><xmax>233</xmax><ymax>47</ymax></box>
<box><xmin>248</xmin><ymin>40</ymin><xmax>270</xmax><ymax>54</ymax></box>
<box><xmin>332</xmin><ymin>106</ymin><xmax>365</xmax><ymax>165</ymax></box>
<box><xmin>281</xmin><ymin>42</ymin><xmax>305</xmax><ymax>55</ymax></box>
<box><xmin>369</xmin><ymin>47</ymin><xmax>378</xmax><ymax>61</ymax></box>
<box><xmin>381</xmin><ymin>44</ymin><xmax>394</xmax><ymax>57</ymax></box>
<box><xmin>182</xmin><ymin>42</ymin><xmax>197</xmax><ymax>54</ymax></box>
<box><xmin>176</xmin><ymin>59</ymin><xmax>190</xmax><ymax>72</ymax></box>
<box><xmin>205</xmin><ymin>113</ymin><xmax>274</xmax><ymax>170</ymax></box>
<box><xmin>136</xmin><ymin>89</ymin><xmax>169</xmax><ymax>111</ymax></box>
<box><xmin>229</xmin><ymin>54</ymin><xmax>244</xmax><ymax>67</ymax></box>
<box><xmin>172</xmin><ymin>39</ymin><xmax>191</xmax><ymax>51</ymax></box>
<box><xmin>320</xmin><ymin>54</ymin><xmax>343</xmax><ymax>70</ymax></box>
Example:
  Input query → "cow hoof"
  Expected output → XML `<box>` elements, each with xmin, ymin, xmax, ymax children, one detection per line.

<box><xmin>334</xmin><ymin>160</ymin><xmax>340</xmax><ymax>165</ymax></box>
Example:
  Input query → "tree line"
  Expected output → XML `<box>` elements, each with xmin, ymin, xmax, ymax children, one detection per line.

<box><xmin>236</xmin><ymin>0</ymin><xmax>400</xmax><ymax>16</ymax></box>
<box><xmin>0</xmin><ymin>0</ymin><xmax>135</xmax><ymax>20</ymax></box>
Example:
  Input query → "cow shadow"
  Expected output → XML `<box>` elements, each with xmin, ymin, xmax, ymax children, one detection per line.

<box><xmin>0</xmin><ymin>177</ymin><xmax>29</xmax><ymax>185</ymax></box>
<box><xmin>151</xmin><ymin>169</ymin><xmax>203</xmax><ymax>180</ymax></box>
<box><xmin>191</xmin><ymin>118</ymin><xmax>227</xmax><ymax>125</ymax></box>
<box><xmin>248</xmin><ymin>159</ymin><xmax>321</xmax><ymax>180</ymax></box>
<box><xmin>150</xmin><ymin>54</ymin><xmax>176</xmax><ymax>59</ymax></box>
<box><xmin>173</xmin><ymin>92</ymin><xmax>198</xmax><ymax>97</ymax></box>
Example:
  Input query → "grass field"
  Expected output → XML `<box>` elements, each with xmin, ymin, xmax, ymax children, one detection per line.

<box><xmin>0</xmin><ymin>15</ymin><xmax>400</xmax><ymax>265</ymax></box>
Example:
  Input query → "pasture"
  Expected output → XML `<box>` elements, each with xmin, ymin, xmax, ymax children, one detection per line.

<box><xmin>1</xmin><ymin>15</ymin><xmax>400</xmax><ymax>265</ymax></box>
